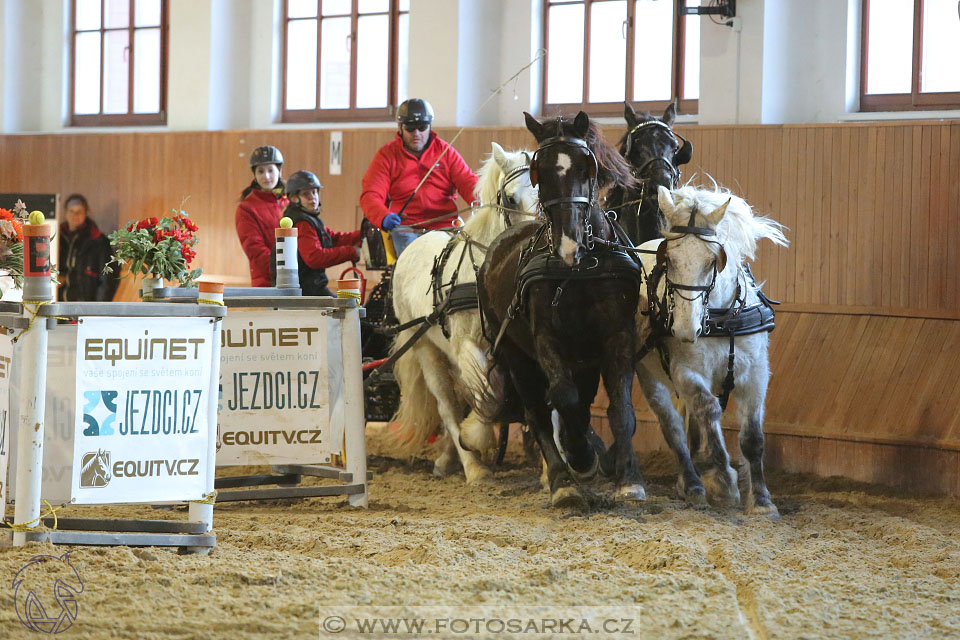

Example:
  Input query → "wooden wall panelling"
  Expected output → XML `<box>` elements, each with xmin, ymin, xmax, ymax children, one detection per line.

<box><xmin>1</xmin><ymin>120</ymin><xmax>958</xmax><ymax>310</ymax></box>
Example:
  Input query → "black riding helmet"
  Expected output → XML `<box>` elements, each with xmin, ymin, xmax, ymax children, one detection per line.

<box><xmin>285</xmin><ymin>170</ymin><xmax>323</xmax><ymax>195</ymax></box>
<box><xmin>396</xmin><ymin>98</ymin><xmax>434</xmax><ymax>125</ymax></box>
<box><xmin>249</xmin><ymin>145</ymin><xmax>284</xmax><ymax>171</ymax></box>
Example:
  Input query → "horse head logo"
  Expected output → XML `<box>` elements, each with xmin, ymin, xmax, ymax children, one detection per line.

<box><xmin>12</xmin><ymin>552</ymin><xmax>84</xmax><ymax>634</ymax></box>
<box><xmin>79</xmin><ymin>449</ymin><xmax>111</xmax><ymax>488</ymax></box>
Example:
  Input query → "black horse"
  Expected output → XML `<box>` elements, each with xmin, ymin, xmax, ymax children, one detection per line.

<box><xmin>607</xmin><ymin>102</ymin><xmax>693</xmax><ymax>246</ymax></box>
<box><xmin>479</xmin><ymin>111</ymin><xmax>645</xmax><ymax>508</ymax></box>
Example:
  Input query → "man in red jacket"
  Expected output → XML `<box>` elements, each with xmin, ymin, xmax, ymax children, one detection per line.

<box><xmin>360</xmin><ymin>98</ymin><xmax>478</xmax><ymax>256</ymax></box>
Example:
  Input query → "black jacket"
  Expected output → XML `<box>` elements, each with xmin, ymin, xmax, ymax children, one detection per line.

<box><xmin>57</xmin><ymin>219</ymin><xmax>119</xmax><ymax>301</ymax></box>
<box><xmin>275</xmin><ymin>203</ymin><xmax>336</xmax><ymax>296</ymax></box>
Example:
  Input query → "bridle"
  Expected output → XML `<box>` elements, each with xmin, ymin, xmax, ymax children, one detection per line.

<box><xmin>649</xmin><ymin>204</ymin><xmax>730</xmax><ymax>333</ymax></box>
<box><xmin>623</xmin><ymin>120</ymin><xmax>691</xmax><ymax>185</ymax></box>
<box><xmin>497</xmin><ymin>152</ymin><xmax>532</xmax><ymax>228</ymax></box>
<box><xmin>530</xmin><ymin>134</ymin><xmax>600</xmax><ymax>254</ymax></box>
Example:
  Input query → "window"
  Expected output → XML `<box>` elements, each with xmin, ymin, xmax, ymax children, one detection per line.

<box><xmin>542</xmin><ymin>0</ymin><xmax>699</xmax><ymax>117</ymax></box>
<box><xmin>860</xmin><ymin>0</ymin><xmax>960</xmax><ymax>111</ymax></box>
<box><xmin>282</xmin><ymin>0</ymin><xmax>409</xmax><ymax>122</ymax></box>
<box><xmin>71</xmin><ymin>0</ymin><xmax>168</xmax><ymax>126</ymax></box>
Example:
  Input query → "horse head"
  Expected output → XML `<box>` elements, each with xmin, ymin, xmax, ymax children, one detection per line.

<box><xmin>491</xmin><ymin>142</ymin><xmax>538</xmax><ymax>223</ymax></box>
<box><xmin>655</xmin><ymin>186</ymin><xmax>731</xmax><ymax>343</ymax></box>
<box><xmin>622</xmin><ymin>102</ymin><xmax>693</xmax><ymax>190</ymax></box>
<box><xmin>524</xmin><ymin>111</ymin><xmax>606</xmax><ymax>266</ymax></box>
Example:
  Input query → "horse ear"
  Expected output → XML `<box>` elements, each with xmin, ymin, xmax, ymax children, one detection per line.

<box><xmin>708</xmin><ymin>198</ymin><xmax>731</xmax><ymax>226</ymax></box>
<box><xmin>657</xmin><ymin>185</ymin><xmax>676</xmax><ymax>216</ymax></box>
<box><xmin>662</xmin><ymin>101</ymin><xmax>677</xmax><ymax>126</ymax></box>
<box><xmin>491</xmin><ymin>142</ymin><xmax>508</xmax><ymax>170</ymax></box>
<box><xmin>624</xmin><ymin>102</ymin><xmax>638</xmax><ymax>128</ymax></box>
<box><xmin>573</xmin><ymin>111</ymin><xmax>590</xmax><ymax>138</ymax></box>
<box><xmin>523</xmin><ymin>112</ymin><xmax>543</xmax><ymax>139</ymax></box>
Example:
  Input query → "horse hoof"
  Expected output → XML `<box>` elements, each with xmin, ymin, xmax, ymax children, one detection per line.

<box><xmin>569</xmin><ymin>455</ymin><xmax>600</xmax><ymax>484</ymax></box>
<box><xmin>684</xmin><ymin>487</ymin><xmax>707</xmax><ymax>506</ymax></box>
<box><xmin>551</xmin><ymin>486</ymin><xmax>586</xmax><ymax>509</ymax></box>
<box><xmin>702</xmin><ymin>466</ymin><xmax>741</xmax><ymax>507</ymax></box>
<box><xmin>747</xmin><ymin>496</ymin><xmax>780</xmax><ymax>520</ymax></box>
<box><xmin>433</xmin><ymin>455</ymin><xmax>460</xmax><ymax>478</ymax></box>
<box><xmin>616</xmin><ymin>483</ymin><xmax>646</xmax><ymax>502</ymax></box>
<box><xmin>464</xmin><ymin>464</ymin><xmax>493</xmax><ymax>485</ymax></box>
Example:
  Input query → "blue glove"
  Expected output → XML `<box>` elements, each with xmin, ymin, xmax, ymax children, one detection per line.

<box><xmin>381</xmin><ymin>212</ymin><xmax>402</xmax><ymax>231</ymax></box>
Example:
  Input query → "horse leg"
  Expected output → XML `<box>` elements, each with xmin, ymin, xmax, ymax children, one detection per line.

<box><xmin>433</xmin><ymin>437</ymin><xmax>461</xmax><ymax>478</ymax></box>
<box><xmin>636</xmin><ymin>365</ymin><xmax>705</xmax><ymax>504</ymax></box>
<box><xmin>504</xmin><ymin>347</ymin><xmax>584</xmax><ymax>508</ymax></box>
<box><xmin>415</xmin><ymin>344</ymin><xmax>491</xmax><ymax>484</ymax></box>
<box><xmin>674</xmin><ymin>367</ymin><xmax>739</xmax><ymax>507</ymax></box>
<box><xmin>601</xmin><ymin>343</ymin><xmax>645</xmax><ymax>501</ymax></box>
<box><xmin>522</xmin><ymin>425</ymin><xmax>540</xmax><ymax>466</ymax></box>
<box><xmin>736</xmin><ymin>367</ymin><xmax>779</xmax><ymax>518</ymax></box>
<box><xmin>552</xmin><ymin>369</ymin><xmax>603</xmax><ymax>479</ymax></box>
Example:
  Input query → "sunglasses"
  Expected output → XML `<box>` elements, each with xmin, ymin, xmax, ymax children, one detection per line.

<box><xmin>403</xmin><ymin>123</ymin><xmax>429</xmax><ymax>133</ymax></box>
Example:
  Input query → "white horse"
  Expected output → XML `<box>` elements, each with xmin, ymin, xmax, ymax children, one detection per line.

<box><xmin>635</xmin><ymin>185</ymin><xmax>788</xmax><ymax>515</ymax></box>
<box><xmin>389</xmin><ymin>143</ymin><xmax>538</xmax><ymax>482</ymax></box>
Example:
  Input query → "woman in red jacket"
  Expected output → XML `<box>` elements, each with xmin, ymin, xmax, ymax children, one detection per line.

<box><xmin>236</xmin><ymin>145</ymin><xmax>288</xmax><ymax>286</ymax></box>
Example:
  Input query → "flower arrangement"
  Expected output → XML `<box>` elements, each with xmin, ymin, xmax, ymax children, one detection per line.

<box><xmin>0</xmin><ymin>200</ymin><xmax>30</xmax><ymax>288</ymax></box>
<box><xmin>105</xmin><ymin>206</ymin><xmax>202</xmax><ymax>288</ymax></box>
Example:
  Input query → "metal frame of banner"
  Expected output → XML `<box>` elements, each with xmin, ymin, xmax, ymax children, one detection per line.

<box><xmin>1</xmin><ymin>301</ymin><xmax>224</xmax><ymax>553</ymax></box>
<box><xmin>154</xmin><ymin>290</ymin><xmax>370</xmax><ymax>508</ymax></box>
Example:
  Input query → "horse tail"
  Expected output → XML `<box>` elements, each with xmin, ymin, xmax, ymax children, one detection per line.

<box><xmin>389</xmin><ymin>336</ymin><xmax>441</xmax><ymax>457</ymax></box>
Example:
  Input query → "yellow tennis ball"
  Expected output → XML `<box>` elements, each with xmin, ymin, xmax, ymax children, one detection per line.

<box><xmin>28</xmin><ymin>210</ymin><xmax>45</xmax><ymax>225</ymax></box>
<box><xmin>279</xmin><ymin>217</ymin><xmax>293</xmax><ymax>229</ymax></box>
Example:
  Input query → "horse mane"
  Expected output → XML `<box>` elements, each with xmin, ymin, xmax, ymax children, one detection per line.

<box><xmin>465</xmin><ymin>147</ymin><xmax>532</xmax><ymax>242</ymax></box>
<box><xmin>81</xmin><ymin>451</ymin><xmax>104</xmax><ymax>475</ymax></box>
<box><xmin>540</xmin><ymin>117</ymin><xmax>637</xmax><ymax>191</ymax></box>
<box><xmin>584</xmin><ymin>121</ymin><xmax>637</xmax><ymax>191</ymax></box>
<box><xmin>661</xmin><ymin>183</ymin><xmax>789</xmax><ymax>266</ymax></box>
<box><xmin>474</xmin><ymin>151</ymin><xmax>505</xmax><ymax>208</ymax></box>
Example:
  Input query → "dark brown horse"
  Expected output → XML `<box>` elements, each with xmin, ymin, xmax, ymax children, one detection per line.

<box><xmin>607</xmin><ymin>102</ymin><xmax>693</xmax><ymax>245</ymax></box>
<box><xmin>605</xmin><ymin>102</ymin><xmax>708</xmax><ymax>504</ymax></box>
<box><xmin>478</xmin><ymin>111</ymin><xmax>644</xmax><ymax>508</ymax></box>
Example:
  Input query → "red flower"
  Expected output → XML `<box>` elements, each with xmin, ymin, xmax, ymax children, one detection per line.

<box><xmin>182</xmin><ymin>218</ymin><xmax>198</xmax><ymax>233</ymax></box>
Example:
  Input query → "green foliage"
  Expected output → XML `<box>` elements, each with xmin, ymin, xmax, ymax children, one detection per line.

<box><xmin>105</xmin><ymin>206</ymin><xmax>202</xmax><ymax>288</ymax></box>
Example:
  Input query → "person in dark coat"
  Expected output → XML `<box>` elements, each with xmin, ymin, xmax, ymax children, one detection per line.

<box><xmin>279</xmin><ymin>170</ymin><xmax>361</xmax><ymax>296</ymax></box>
<box><xmin>57</xmin><ymin>194</ymin><xmax>119</xmax><ymax>301</ymax></box>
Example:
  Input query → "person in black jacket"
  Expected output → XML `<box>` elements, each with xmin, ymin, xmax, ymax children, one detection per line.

<box><xmin>57</xmin><ymin>194</ymin><xmax>119</xmax><ymax>301</ymax></box>
<box><xmin>278</xmin><ymin>171</ymin><xmax>361</xmax><ymax>296</ymax></box>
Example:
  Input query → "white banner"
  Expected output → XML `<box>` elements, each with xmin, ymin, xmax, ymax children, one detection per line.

<box><xmin>7</xmin><ymin>325</ymin><xmax>79</xmax><ymax>505</ymax></box>
<box><xmin>0</xmin><ymin>331</ymin><xmax>12</xmax><ymax>508</ymax></box>
<box><xmin>7</xmin><ymin>324</ymin><xmax>77</xmax><ymax>504</ymax></box>
<box><xmin>217</xmin><ymin>309</ymin><xmax>344</xmax><ymax>465</ymax></box>
<box><xmin>71</xmin><ymin>317</ymin><xmax>215</xmax><ymax>504</ymax></box>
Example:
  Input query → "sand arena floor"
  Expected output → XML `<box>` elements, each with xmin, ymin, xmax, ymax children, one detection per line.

<box><xmin>2</xmin><ymin>429</ymin><xmax>959</xmax><ymax>639</ymax></box>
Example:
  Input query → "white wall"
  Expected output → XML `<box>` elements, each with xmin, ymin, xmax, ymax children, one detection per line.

<box><xmin>1</xmin><ymin>0</ymin><xmax>956</xmax><ymax>134</ymax></box>
<box><xmin>760</xmin><ymin>0</ymin><xmax>854</xmax><ymax>124</ymax></box>
<box><xmin>697</xmin><ymin>0</ymin><xmax>765</xmax><ymax>125</ymax></box>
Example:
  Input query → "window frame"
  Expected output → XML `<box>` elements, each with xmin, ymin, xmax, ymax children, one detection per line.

<box><xmin>281</xmin><ymin>0</ymin><xmax>408</xmax><ymax>123</ymax></box>
<box><xmin>69</xmin><ymin>0</ymin><xmax>170</xmax><ymax>127</ymax></box>
<box><xmin>860</xmin><ymin>0</ymin><xmax>960</xmax><ymax>111</ymax></box>
<box><xmin>541</xmin><ymin>0</ymin><xmax>698</xmax><ymax>118</ymax></box>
